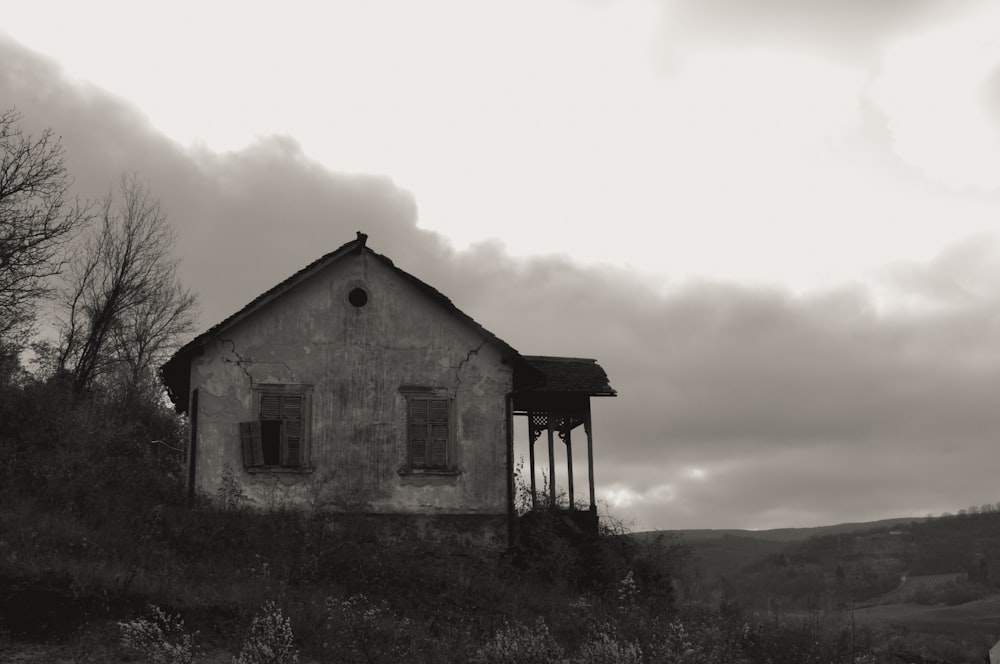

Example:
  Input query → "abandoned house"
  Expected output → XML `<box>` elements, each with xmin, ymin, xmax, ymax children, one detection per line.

<box><xmin>160</xmin><ymin>232</ymin><xmax>616</xmax><ymax>546</ymax></box>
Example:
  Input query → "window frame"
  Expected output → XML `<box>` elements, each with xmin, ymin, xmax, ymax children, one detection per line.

<box><xmin>239</xmin><ymin>383</ymin><xmax>313</xmax><ymax>473</ymax></box>
<box><xmin>399</xmin><ymin>386</ymin><xmax>459</xmax><ymax>477</ymax></box>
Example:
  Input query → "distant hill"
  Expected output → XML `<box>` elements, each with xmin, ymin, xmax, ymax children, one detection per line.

<box><xmin>639</xmin><ymin>512</ymin><xmax>1000</xmax><ymax>613</ymax></box>
<box><xmin>654</xmin><ymin>516</ymin><xmax>927</xmax><ymax>543</ymax></box>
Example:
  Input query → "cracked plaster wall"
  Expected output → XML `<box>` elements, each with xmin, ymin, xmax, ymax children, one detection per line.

<box><xmin>189</xmin><ymin>252</ymin><xmax>512</xmax><ymax>516</ymax></box>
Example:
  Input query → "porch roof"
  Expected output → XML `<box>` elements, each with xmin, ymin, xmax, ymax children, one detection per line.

<box><xmin>518</xmin><ymin>356</ymin><xmax>617</xmax><ymax>397</ymax></box>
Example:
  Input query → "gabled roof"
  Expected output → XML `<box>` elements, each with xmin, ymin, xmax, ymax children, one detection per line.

<box><xmin>160</xmin><ymin>232</ymin><xmax>533</xmax><ymax>410</ymax></box>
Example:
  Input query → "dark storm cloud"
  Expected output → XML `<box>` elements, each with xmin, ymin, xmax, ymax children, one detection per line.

<box><xmin>433</xmin><ymin>243</ymin><xmax>1000</xmax><ymax>528</ymax></box>
<box><xmin>6</xmin><ymin>35</ymin><xmax>1000</xmax><ymax>531</ymax></box>
<box><xmin>0</xmin><ymin>38</ymin><xmax>429</xmax><ymax>323</ymax></box>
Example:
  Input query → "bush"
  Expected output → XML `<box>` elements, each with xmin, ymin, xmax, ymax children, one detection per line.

<box><xmin>117</xmin><ymin>605</ymin><xmax>197</xmax><ymax>664</ymax></box>
<box><xmin>0</xmin><ymin>374</ymin><xmax>187</xmax><ymax>521</ymax></box>
<box><xmin>576</xmin><ymin>622</ymin><xmax>642</xmax><ymax>664</ymax></box>
<box><xmin>472</xmin><ymin>618</ymin><xmax>565</xmax><ymax>664</ymax></box>
<box><xmin>232</xmin><ymin>601</ymin><xmax>299</xmax><ymax>664</ymax></box>
<box><xmin>322</xmin><ymin>594</ymin><xmax>413</xmax><ymax>663</ymax></box>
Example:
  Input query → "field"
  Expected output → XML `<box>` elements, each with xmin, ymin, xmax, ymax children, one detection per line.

<box><xmin>855</xmin><ymin>595</ymin><xmax>1000</xmax><ymax>631</ymax></box>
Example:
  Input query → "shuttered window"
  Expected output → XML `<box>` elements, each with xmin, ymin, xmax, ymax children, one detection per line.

<box><xmin>239</xmin><ymin>386</ymin><xmax>310</xmax><ymax>470</ymax></box>
<box><xmin>407</xmin><ymin>396</ymin><xmax>450</xmax><ymax>469</ymax></box>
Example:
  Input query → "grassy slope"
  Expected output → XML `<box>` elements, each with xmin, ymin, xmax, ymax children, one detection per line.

<box><xmin>854</xmin><ymin>596</ymin><xmax>1000</xmax><ymax>630</ymax></box>
<box><xmin>642</xmin><ymin>514</ymin><xmax>1000</xmax><ymax>662</ymax></box>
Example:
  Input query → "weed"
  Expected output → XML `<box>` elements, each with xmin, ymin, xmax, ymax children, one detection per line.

<box><xmin>616</xmin><ymin>570</ymin><xmax>639</xmax><ymax>609</ymax></box>
<box><xmin>218</xmin><ymin>464</ymin><xmax>252</xmax><ymax>510</ymax></box>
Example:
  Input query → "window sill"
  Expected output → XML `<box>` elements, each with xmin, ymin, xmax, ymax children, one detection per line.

<box><xmin>397</xmin><ymin>467</ymin><xmax>461</xmax><ymax>486</ymax></box>
<box><xmin>246</xmin><ymin>466</ymin><xmax>315</xmax><ymax>475</ymax></box>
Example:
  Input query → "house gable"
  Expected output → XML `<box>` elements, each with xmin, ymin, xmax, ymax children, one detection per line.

<box><xmin>161</xmin><ymin>233</ymin><xmax>528</xmax><ymax>411</ymax></box>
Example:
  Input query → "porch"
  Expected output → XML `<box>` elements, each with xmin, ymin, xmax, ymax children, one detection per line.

<box><xmin>509</xmin><ymin>356</ymin><xmax>616</xmax><ymax>539</ymax></box>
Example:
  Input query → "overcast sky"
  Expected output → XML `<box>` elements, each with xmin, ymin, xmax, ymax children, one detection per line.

<box><xmin>4</xmin><ymin>1</ymin><xmax>1000</xmax><ymax>532</ymax></box>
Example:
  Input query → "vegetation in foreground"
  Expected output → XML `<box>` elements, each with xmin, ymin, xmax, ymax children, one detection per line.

<box><xmin>5</xmin><ymin>370</ymin><xmax>990</xmax><ymax>663</ymax></box>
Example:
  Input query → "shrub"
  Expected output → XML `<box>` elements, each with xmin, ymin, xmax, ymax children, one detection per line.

<box><xmin>576</xmin><ymin>622</ymin><xmax>642</xmax><ymax>664</ymax></box>
<box><xmin>322</xmin><ymin>593</ymin><xmax>414</xmax><ymax>663</ymax></box>
<box><xmin>0</xmin><ymin>374</ymin><xmax>187</xmax><ymax>522</ymax></box>
<box><xmin>117</xmin><ymin>604</ymin><xmax>197</xmax><ymax>664</ymax></box>
<box><xmin>232</xmin><ymin>600</ymin><xmax>299</xmax><ymax>664</ymax></box>
<box><xmin>510</xmin><ymin>509</ymin><xmax>584</xmax><ymax>584</ymax></box>
<box><xmin>472</xmin><ymin>618</ymin><xmax>565</xmax><ymax>664</ymax></box>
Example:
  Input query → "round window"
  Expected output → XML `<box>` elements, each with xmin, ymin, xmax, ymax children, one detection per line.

<box><xmin>348</xmin><ymin>287</ymin><xmax>369</xmax><ymax>308</ymax></box>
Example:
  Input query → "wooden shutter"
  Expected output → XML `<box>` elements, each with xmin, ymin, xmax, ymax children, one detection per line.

<box><xmin>282</xmin><ymin>395</ymin><xmax>302</xmax><ymax>421</ymax></box>
<box><xmin>281</xmin><ymin>394</ymin><xmax>304</xmax><ymax>467</ymax></box>
<box><xmin>409</xmin><ymin>398</ymin><xmax>428</xmax><ymax>467</ymax></box>
<box><xmin>260</xmin><ymin>393</ymin><xmax>282</xmax><ymax>420</ymax></box>
<box><xmin>282</xmin><ymin>420</ymin><xmax>303</xmax><ymax>467</ymax></box>
<box><xmin>429</xmin><ymin>398</ymin><xmax>449</xmax><ymax>468</ymax></box>
<box><xmin>255</xmin><ymin>390</ymin><xmax>309</xmax><ymax>468</ymax></box>
<box><xmin>239</xmin><ymin>421</ymin><xmax>264</xmax><ymax>467</ymax></box>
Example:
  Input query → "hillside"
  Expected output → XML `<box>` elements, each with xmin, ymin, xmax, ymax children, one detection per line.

<box><xmin>664</xmin><ymin>516</ymin><xmax>926</xmax><ymax>543</ymax></box>
<box><xmin>653</xmin><ymin>511</ymin><xmax>1000</xmax><ymax>612</ymax></box>
<box><xmin>631</xmin><ymin>513</ymin><xmax>1000</xmax><ymax>662</ymax></box>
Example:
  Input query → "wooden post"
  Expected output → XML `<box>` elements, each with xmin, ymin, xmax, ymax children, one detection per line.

<box><xmin>547</xmin><ymin>412</ymin><xmax>556</xmax><ymax>509</ymax></box>
<box><xmin>585</xmin><ymin>409</ymin><xmax>596</xmax><ymax>512</ymax></box>
<box><xmin>188</xmin><ymin>389</ymin><xmax>199</xmax><ymax>502</ymax></box>
<box><xmin>528</xmin><ymin>415</ymin><xmax>538</xmax><ymax>510</ymax></box>
<box><xmin>506</xmin><ymin>394</ymin><xmax>516</xmax><ymax>547</ymax></box>
<box><xmin>565</xmin><ymin>426</ymin><xmax>575</xmax><ymax>511</ymax></box>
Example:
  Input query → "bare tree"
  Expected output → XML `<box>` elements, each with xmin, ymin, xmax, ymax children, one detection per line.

<box><xmin>0</xmin><ymin>109</ymin><xmax>90</xmax><ymax>355</ymax></box>
<box><xmin>58</xmin><ymin>174</ymin><xmax>197</xmax><ymax>394</ymax></box>
<box><xmin>109</xmin><ymin>270</ymin><xmax>197</xmax><ymax>389</ymax></box>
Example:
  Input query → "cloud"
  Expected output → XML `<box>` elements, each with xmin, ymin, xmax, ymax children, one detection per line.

<box><xmin>655</xmin><ymin>0</ymin><xmax>984</xmax><ymax>65</ymax></box>
<box><xmin>877</xmin><ymin>235</ymin><xmax>1000</xmax><ymax>310</ymax></box>
<box><xmin>583</xmin><ymin>276</ymin><xmax>1000</xmax><ymax>530</ymax></box>
<box><xmin>457</xmin><ymin>244</ymin><xmax>1000</xmax><ymax>530</ymax></box>
<box><xmin>5</xmin><ymin>35</ymin><xmax>1000</xmax><ymax>534</ymax></box>
<box><xmin>871</xmin><ymin>7</ymin><xmax>1000</xmax><ymax>190</ymax></box>
<box><xmin>653</xmin><ymin>1</ymin><xmax>1000</xmax><ymax>195</ymax></box>
<box><xmin>0</xmin><ymin>37</ymin><xmax>427</xmax><ymax>326</ymax></box>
